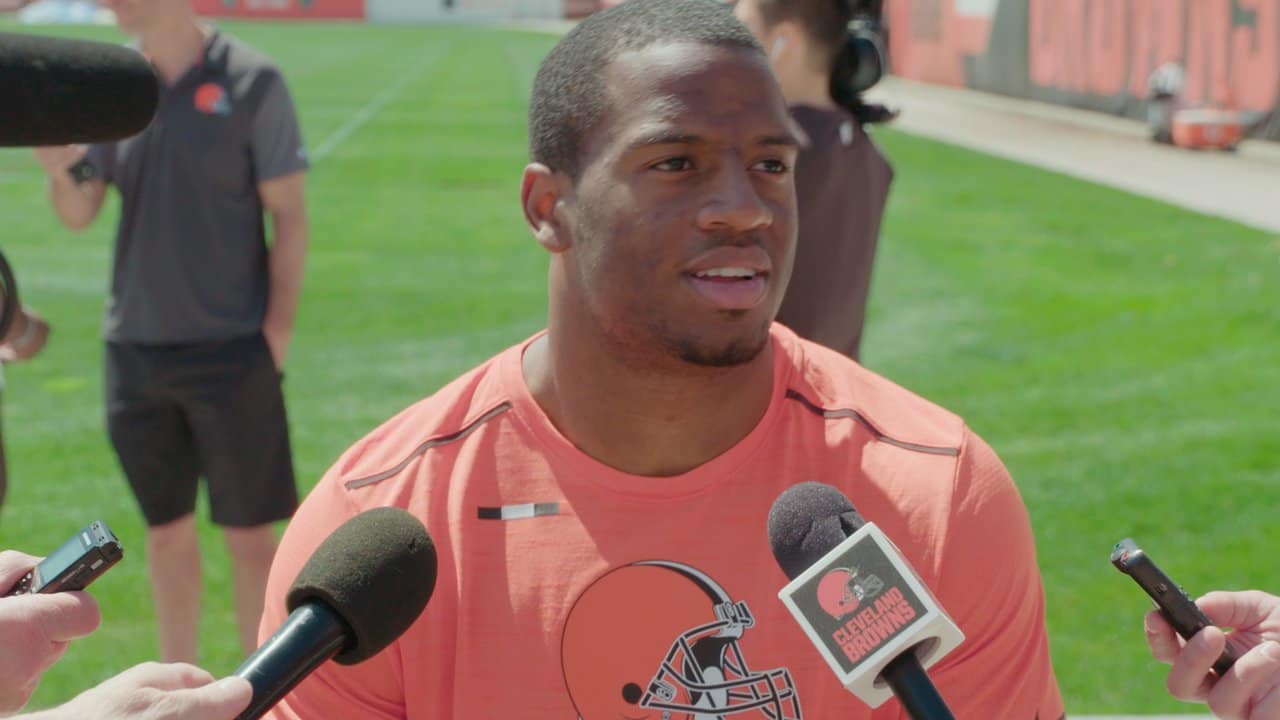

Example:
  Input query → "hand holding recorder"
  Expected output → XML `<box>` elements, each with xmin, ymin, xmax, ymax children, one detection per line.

<box><xmin>0</xmin><ymin>550</ymin><xmax>101</xmax><ymax>713</ymax></box>
<box><xmin>1</xmin><ymin>523</ymin><xmax>251</xmax><ymax>719</ymax></box>
<box><xmin>1147</xmin><ymin>590</ymin><xmax>1280</xmax><ymax>720</ymax></box>
<box><xmin>1113</xmin><ymin>539</ymin><xmax>1280</xmax><ymax>719</ymax></box>
<box><xmin>1</xmin><ymin>521</ymin><xmax>121</xmax><ymax>712</ymax></box>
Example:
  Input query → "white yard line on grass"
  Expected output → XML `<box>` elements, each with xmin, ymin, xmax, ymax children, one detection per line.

<box><xmin>311</xmin><ymin>46</ymin><xmax>449</xmax><ymax>162</ymax></box>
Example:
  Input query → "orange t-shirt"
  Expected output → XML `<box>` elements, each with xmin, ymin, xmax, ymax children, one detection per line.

<box><xmin>260</xmin><ymin>324</ymin><xmax>1064</xmax><ymax>720</ymax></box>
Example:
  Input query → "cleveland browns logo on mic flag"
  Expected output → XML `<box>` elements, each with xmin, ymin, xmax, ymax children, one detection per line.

<box><xmin>816</xmin><ymin>567</ymin><xmax>885</xmax><ymax>620</ymax></box>
<box><xmin>800</xmin><ymin>555</ymin><xmax>919</xmax><ymax>669</ymax></box>
<box><xmin>777</xmin><ymin>523</ymin><xmax>965</xmax><ymax>707</ymax></box>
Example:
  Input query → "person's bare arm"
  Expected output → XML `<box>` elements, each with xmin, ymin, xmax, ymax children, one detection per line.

<box><xmin>32</xmin><ymin>146</ymin><xmax>106</xmax><ymax>231</ymax></box>
<box><xmin>259</xmin><ymin>172</ymin><xmax>308</xmax><ymax>369</ymax></box>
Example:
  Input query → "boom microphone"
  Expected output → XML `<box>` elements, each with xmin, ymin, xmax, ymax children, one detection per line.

<box><xmin>0</xmin><ymin>32</ymin><xmax>159</xmax><ymax>146</ymax></box>
<box><xmin>233</xmin><ymin>507</ymin><xmax>438</xmax><ymax>720</ymax></box>
<box><xmin>767</xmin><ymin>482</ymin><xmax>963</xmax><ymax>719</ymax></box>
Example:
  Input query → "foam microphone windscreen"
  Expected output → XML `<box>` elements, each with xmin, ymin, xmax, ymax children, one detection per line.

<box><xmin>285</xmin><ymin>507</ymin><xmax>437</xmax><ymax>665</ymax></box>
<box><xmin>0</xmin><ymin>31</ymin><xmax>159</xmax><ymax>146</ymax></box>
<box><xmin>768</xmin><ymin>481</ymin><xmax>867</xmax><ymax>580</ymax></box>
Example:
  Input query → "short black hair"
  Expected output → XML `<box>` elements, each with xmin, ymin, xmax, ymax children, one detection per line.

<box><xmin>529</xmin><ymin>0</ymin><xmax>763</xmax><ymax>178</ymax></box>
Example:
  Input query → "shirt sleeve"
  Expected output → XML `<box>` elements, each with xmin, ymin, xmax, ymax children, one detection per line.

<box><xmin>908</xmin><ymin>428</ymin><xmax>1065</xmax><ymax>720</ymax></box>
<box><xmin>82</xmin><ymin>142</ymin><xmax>115</xmax><ymax>184</ymax></box>
<box><xmin>251</xmin><ymin>70</ymin><xmax>309</xmax><ymax>183</ymax></box>
<box><xmin>259</xmin><ymin>468</ymin><xmax>408</xmax><ymax>720</ymax></box>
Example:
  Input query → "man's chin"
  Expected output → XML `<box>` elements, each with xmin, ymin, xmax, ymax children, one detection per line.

<box><xmin>674</xmin><ymin>330</ymin><xmax>771</xmax><ymax>368</ymax></box>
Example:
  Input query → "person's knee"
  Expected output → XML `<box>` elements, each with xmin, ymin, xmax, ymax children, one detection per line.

<box><xmin>145</xmin><ymin>514</ymin><xmax>198</xmax><ymax>557</ymax></box>
<box><xmin>222</xmin><ymin>524</ymin><xmax>277</xmax><ymax>565</ymax></box>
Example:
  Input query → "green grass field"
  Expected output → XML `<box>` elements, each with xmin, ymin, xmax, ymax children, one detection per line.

<box><xmin>1</xmin><ymin>20</ymin><xmax>1277</xmax><ymax>714</ymax></box>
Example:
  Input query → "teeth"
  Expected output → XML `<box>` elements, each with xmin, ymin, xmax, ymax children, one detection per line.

<box><xmin>695</xmin><ymin>267</ymin><xmax>756</xmax><ymax>279</ymax></box>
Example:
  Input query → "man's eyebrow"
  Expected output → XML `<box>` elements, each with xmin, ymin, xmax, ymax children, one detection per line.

<box><xmin>758</xmin><ymin>134</ymin><xmax>800</xmax><ymax>148</ymax></box>
<box><xmin>627</xmin><ymin>132</ymin><xmax>705</xmax><ymax>149</ymax></box>
<box><xmin>625</xmin><ymin>132</ymin><xmax>800</xmax><ymax>150</ymax></box>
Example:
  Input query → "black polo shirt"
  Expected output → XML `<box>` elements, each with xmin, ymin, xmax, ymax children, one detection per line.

<box><xmin>86</xmin><ymin>30</ymin><xmax>308</xmax><ymax>344</ymax></box>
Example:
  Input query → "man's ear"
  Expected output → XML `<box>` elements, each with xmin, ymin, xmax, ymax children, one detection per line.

<box><xmin>521</xmin><ymin>163</ymin><xmax>572</xmax><ymax>253</ymax></box>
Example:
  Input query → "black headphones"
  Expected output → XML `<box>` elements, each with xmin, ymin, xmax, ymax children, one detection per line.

<box><xmin>843</xmin><ymin>17</ymin><xmax>886</xmax><ymax>94</ymax></box>
<box><xmin>829</xmin><ymin>18</ymin><xmax>885</xmax><ymax>111</ymax></box>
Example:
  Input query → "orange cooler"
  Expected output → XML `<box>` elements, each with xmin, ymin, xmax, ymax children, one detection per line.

<box><xmin>1170</xmin><ymin>108</ymin><xmax>1246</xmax><ymax>150</ymax></box>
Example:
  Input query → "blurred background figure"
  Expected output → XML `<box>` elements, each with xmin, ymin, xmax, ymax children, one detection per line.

<box><xmin>31</xmin><ymin>0</ymin><xmax>309</xmax><ymax>665</ymax></box>
<box><xmin>1146</xmin><ymin>61</ymin><xmax>1185</xmax><ymax>145</ymax></box>
<box><xmin>733</xmin><ymin>0</ymin><xmax>895</xmax><ymax>361</ymax></box>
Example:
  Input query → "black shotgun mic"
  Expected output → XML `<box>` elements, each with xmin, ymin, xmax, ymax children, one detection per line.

<box><xmin>233</xmin><ymin>507</ymin><xmax>438</xmax><ymax>720</ymax></box>
<box><xmin>767</xmin><ymin>482</ymin><xmax>962</xmax><ymax>719</ymax></box>
<box><xmin>0</xmin><ymin>31</ymin><xmax>159</xmax><ymax>146</ymax></box>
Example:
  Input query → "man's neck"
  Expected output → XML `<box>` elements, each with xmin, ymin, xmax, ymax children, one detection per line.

<box><xmin>140</xmin><ymin>15</ymin><xmax>208</xmax><ymax>86</ymax></box>
<box><xmin>523</xmin><ymin>327</ymin><xmax>776</xmax><ymax>478</ymax></box>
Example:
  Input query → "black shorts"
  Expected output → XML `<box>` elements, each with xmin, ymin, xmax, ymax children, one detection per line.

<box><xmin>105</xmin><ymin>334</ymin><xmax>298</xmax><ymax>528</ymax></box>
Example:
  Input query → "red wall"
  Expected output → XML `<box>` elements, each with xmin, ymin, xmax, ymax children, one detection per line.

<box><xmin>1026</xmin><ymin>0</ymin><xmax>1277</xmax><ymax>112</ymax></box>
<box><xmin>887</xmin><ymin>0</ymin><xmax>1280</xmax><ymax>139</ymax></box>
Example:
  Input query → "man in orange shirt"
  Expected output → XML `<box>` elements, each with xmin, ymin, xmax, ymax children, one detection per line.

<box><xmin>258</xmin><ymin>1</ymin><xmax>1064</xmax><ymax>717</ymax></box>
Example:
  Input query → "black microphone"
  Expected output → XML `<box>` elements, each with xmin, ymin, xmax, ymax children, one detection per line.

<box><xmin>233</xmin><ymin>507</ymin><xmax>438</xmax><ymax>720</ymax></box>
<box><xmin>0</xmin><ymin>31</ymin><xmax>159</xmax><ymax>146</ymax></box>
<box><xmin>768</xmin><ymin>482</ymin><xmax>962</xmax><ymax>719</ymax></box>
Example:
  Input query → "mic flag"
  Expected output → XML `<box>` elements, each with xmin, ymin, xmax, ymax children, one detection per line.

<box><xmin>775</xmin><ymin>513</ymin><xmax>965</xmax><ymax>706</ymax></box>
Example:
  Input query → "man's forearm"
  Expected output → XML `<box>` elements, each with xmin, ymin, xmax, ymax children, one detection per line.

<box><xmin>46</xmin><ymin>173</ymin><xmax>101</xmax><ymax>231</ymax></box>
<box><xmin>262</xmin><ymin>209</ymin><xmax>308</xmax><ymax>363</ymax></box>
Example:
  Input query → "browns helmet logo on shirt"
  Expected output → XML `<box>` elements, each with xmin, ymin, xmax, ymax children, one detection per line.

<box><xmin>561</xmin><ymin>561</ymin><xmax>803</xmax><ymax>719</ymax></box>
<box><xmin>194</xmin><ymin>82</ymin><xmax>232</xmax><ymax>116</ymax></box>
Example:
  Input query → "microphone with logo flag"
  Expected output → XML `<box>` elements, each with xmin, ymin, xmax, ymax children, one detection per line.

<box><xmin>767</xmin><ymin>482</ymin><xmax>963</xmax><ymax>719</ymax></box>
<box><xmin>232</xmin><ymin>506</ymin><xmax>438</xmax><ymax>720</ymax></box>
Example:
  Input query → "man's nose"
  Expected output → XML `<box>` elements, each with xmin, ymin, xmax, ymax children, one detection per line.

<box><xmin>695</xmin><ymin>161</ymin><xmax>772</xmax><ymax>233</ymax></box>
